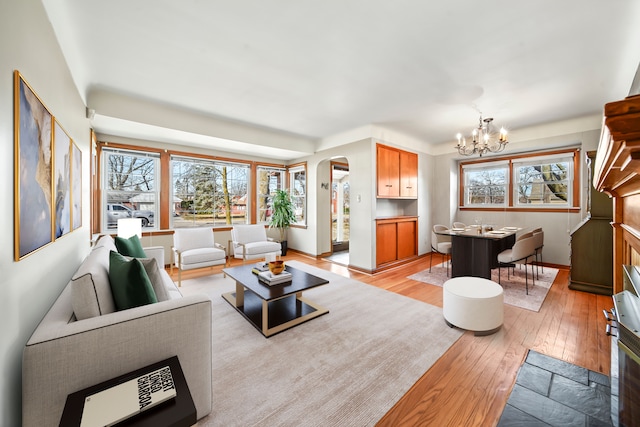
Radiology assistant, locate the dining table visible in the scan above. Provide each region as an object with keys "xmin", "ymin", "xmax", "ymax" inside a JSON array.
[{"xmin": 436, "ymin": 226, "xmax": 521, "ymax": 279}]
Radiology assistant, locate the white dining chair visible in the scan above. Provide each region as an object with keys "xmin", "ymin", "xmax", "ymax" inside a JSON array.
[
  {"xmin": 452, "ymin": 222, "xmax": 466, "ymax": 229},
  {"xmin": 532, "ymin": 228, "xmax": 544, "ymax": 278},
  {"xmin": 497, "ymin": 234, "xmax": 537, "ymax": 294},
  {"xmin": 430, "ymin": 225, "xmax": 452, "ymax": 277}
]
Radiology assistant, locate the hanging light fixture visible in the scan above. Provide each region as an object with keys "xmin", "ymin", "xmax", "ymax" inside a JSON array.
[{"xmin": 456, "ymin": 114, "xmax": 508, "ymax": 157}]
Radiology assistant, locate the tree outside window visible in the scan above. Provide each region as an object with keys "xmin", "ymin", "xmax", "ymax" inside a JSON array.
[
  {"xmin": 103, "ymin": 149, "xmax": 158, "ymax": 230},
  {"xmin": 256, "ymin": 167, "xmax": 285, "ymax": 224},
  {"xmin": 460, "ymin": 150, "xmax": 576, "ymax": 209},
  {"xmin": 172, "ymin": 157, "xmax": 249, "ymax": 228},
  {"xmin": 289, "ymin": 166, "xmax": 306, "ymax": 224},
  {"xmin": 515, "ymin": 161, "xmax": 569, "ymax": 205},
  {"xmin": 464, "ymin": 167, "xmax": 508, "ymax": 206}
]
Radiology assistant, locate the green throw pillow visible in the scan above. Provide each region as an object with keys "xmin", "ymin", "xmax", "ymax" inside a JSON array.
[
  {"xmin": 108, "ymin": 251, "xmax": 158, "ymax": 311},
  {"xmin": 114, "ymin": 234, "xmax": 147, "ymax": 258}
]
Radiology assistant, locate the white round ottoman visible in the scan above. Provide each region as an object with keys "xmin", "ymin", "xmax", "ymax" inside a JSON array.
[{"xmin": 443, "ymin": 276, "xmax": 504, "ymax": 336}]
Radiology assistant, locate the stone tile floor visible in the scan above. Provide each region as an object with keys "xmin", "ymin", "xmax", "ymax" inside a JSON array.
[{"xmin": 498, "ymin": 350, "xmax": 612, "ymax": 426}]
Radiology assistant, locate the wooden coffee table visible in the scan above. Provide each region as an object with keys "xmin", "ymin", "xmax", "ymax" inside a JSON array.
[{"xmin": 222, "ymin": 264, "xmax": 329, "ymax": 337}]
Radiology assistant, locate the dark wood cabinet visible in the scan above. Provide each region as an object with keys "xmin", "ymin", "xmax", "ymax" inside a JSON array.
[
  {"xmin": 593, "ymin": 94, "xmax": 640, "ymax": 293},
  {"xmin": 569, "ymin": 151, "xmax": 613, "ymax": 295}
]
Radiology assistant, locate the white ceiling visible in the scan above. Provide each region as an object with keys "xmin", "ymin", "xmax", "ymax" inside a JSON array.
[{"xmin": 42, "ymin": 0, "xmax": 640, "ymax": 160}]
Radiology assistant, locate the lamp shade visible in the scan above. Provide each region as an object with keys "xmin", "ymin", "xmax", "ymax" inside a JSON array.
[{"xmin": 117, "ymin": 218, "xmax": 142, "ymax": 238}]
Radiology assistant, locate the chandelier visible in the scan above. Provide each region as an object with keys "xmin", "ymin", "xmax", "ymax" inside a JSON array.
[{"xmin": 456, "ymin": 115, "xmax": 508, "ymax": 157}]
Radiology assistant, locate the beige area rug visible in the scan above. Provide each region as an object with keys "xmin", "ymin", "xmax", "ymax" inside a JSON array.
[
  {"xmin": 179, "ymin": 260, "xmax": 463, "ymax": 426},
  {"xmin": 408, "ymin": 262, "xmax": 558, "ymax": 312}
]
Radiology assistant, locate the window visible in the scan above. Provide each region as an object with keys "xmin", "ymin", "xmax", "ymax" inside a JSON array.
[
  {"xmin": 256, "ymin": 166, "xmax": 286, "ymax": 224},
  {"xmin": 460, "ymin": 148, "xmax": 579, "ymax": 210},
  {"xmin": 513, "ymin": 154, "xmax": 573, "ymax": 207},
  {"xmin": 462, "ymin": 161, "xmax": 509, "ymax": 207},
  {"xmin": 289, "ymin": 165, "xmax": 306, "ymax": 225},
  {"xmin": 171, "ymin": 156, "xmax": 250, "ymax": 228},
  {"xmin": 102, "ymin": 148, "xmax": 159, "ymax": 231}
]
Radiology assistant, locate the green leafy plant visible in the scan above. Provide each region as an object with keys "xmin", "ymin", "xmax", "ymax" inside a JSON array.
[{"xmin": 269, "ymin": 189, "xmax": 297, "ymax": 242}]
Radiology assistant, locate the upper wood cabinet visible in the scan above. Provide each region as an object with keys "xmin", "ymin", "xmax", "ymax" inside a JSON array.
[
  {"xmin": 399, "ymin": 150, "xmax": 418, "ymax": 198},
  {"xmin": 376, "ymin": 144, "xmax": 418, "ymax": 199}
]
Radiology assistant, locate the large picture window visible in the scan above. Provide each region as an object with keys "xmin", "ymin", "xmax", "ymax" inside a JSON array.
[
  {"xmin": 460, "ymin": 148, "xmax": 579, "ymax": 210},
  {"xmin": 171, "ymin": 156, "xmax": 250, "ymax": 228},
  {"xmin": 102, "ymin": 148, "xmax": 159, "ymax": 231},
  {"xmin": 95, "ymin": 142, "xmax": 308, "ymax": 234}
]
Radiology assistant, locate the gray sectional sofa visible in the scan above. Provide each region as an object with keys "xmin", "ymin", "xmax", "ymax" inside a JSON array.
[{"xmin": 22, "ymin": 235, "xmax": 212, "ymax": 426}]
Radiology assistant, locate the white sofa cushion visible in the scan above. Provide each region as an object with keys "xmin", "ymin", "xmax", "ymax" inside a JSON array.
[
  {"xmin": 181, "ymin": 248, "xmax": 226, "ymax": 267},
  {"xmin": 242, "ymin": 241, "xmax": 282, "ymax": 256}
]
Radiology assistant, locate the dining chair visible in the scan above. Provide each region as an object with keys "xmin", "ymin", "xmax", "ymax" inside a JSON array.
[
  {"xmin": 452, "ymin": 222, "xmax": 466, "ymax": 229},
  {"xmin": 497, "ymin": 234, "xmax": 537, "ymax": 294},
  {"xmin": 430, "ymin": 224, "xmax": 452, "ymax": 277},
  {"xmin": 532, "ymin": 228, "xmax": 544, "ymax": 278}
]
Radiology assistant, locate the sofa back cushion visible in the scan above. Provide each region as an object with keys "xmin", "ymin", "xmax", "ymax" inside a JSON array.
[{"xmin": 71, "ymin": 245, "xmax": 117, "ymax": 320}]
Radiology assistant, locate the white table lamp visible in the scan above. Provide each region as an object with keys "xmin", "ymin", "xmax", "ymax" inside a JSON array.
[{"xmin": 117, "ymin": 218, "xmax": 142, "ymax": 238}]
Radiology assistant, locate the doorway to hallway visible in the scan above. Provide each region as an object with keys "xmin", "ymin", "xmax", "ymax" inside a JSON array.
[{"xmin": 330, "ymin": 162, "xmax": 349, "ymax": 264}]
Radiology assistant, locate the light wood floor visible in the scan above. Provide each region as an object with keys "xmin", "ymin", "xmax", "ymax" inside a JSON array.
[{"xmin": 170, "ymin": 251, "xmax": 613, "ymax": 427}]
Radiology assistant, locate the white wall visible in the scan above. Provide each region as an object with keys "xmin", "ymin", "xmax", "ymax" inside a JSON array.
[
  {"xmin": 0, "ymin": 1, "xmax": 92, "ymax": 425},
  {"xmin": 287, "ymin": 138, "xmax": 375, "ymax": 271}
]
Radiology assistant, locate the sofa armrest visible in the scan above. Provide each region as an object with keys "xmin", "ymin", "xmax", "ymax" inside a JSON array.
[
  {"xmin": 144, "ymin": 245, "xmax": 165, "ymax": 267},
  {"xmin": 23, "ymin": 294, "xmax": 212, "ymax": 427}
]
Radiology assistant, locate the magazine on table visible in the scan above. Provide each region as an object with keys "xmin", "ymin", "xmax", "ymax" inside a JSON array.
[{"xmin": 80, "ymin": 366, "xmax": 176, "ymax": 427}]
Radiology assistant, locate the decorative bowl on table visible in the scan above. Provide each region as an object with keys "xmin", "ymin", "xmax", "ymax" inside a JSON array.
[{"xmin": 268, "ymin": 260, "xmax": 285, "ymax": 275}]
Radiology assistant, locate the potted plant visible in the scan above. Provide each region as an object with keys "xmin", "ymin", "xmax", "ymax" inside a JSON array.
[{"xmin": 269, "ymin": 189, "xmax": 297, "ymax": 256}]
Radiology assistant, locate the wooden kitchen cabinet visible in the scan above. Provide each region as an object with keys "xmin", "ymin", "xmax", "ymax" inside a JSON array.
[
  {"xmin": 376, "ymin": 144, "xmax": 417, "ymax": 199},
  {"xmin": 377, "ymin": 144, "xmax": 400, "ymax": 197},
  {"xmin": 376, "ymin": 216, "xmax": 418, "ymax": 268},
  {"xmin": 399, "ymin": 150, "xmax": 418, "ymax": 198}
]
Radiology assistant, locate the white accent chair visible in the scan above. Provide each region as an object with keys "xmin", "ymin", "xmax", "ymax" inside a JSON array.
[
  {"xmin": 452, "ymin": 222, "xmax": 466, "ymax": 229},
  {"xmin": 430, "ymin": 224, "xmax": 452, "ymax": 277},
  {"xmin": 497, "ymin": 232, "xmax": 538, "ymax": 294},
  {"xmin": 172, "ymin": 228, "xmax": 227, "ymax": 286},
  {"xmin": 229, "ymin": 224, "xmax": 282, "ymax": 263}
]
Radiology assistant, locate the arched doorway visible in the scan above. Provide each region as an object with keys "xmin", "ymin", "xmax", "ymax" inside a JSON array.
[{"xmin": 327, "ymin": 160, "xmax": 349, "ymax": 265}]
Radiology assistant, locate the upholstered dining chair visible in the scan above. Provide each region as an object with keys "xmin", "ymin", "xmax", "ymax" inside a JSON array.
[
  {"xmin": 430, "ymin": 224, "xmax": 452, "ymax": 277},
  {"xmin": 452, "ymin": 222, "xmax": 466, "ymax": 229},
  {"xmin": 532, "ymin": 228, "xmax": 544, "ymax": 278},
  {"xmin": 497, "ymin": 234, "xmax": 538, "ymax": 294}
]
